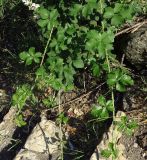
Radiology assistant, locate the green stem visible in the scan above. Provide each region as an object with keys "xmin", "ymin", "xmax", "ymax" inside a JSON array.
[
  {"xmin": 106, "ymin": 50, "xmax": 116, "ymax": 160},
  {"xmin": 40, "ymin": 26, "xmax": 54, "ymax": 66}
]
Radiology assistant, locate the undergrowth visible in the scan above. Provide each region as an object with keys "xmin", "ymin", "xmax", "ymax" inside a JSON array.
[{"xmin": 8, "ymin": 0, "xmax": 147, "ymax": 159}]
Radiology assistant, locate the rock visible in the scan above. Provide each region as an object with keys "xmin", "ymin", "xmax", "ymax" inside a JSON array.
[
  {"xmin": 90, "ymin": 111, "xmax": 126, "ymax": 160},
  {"xmin": 14, "ymin": 114, "xmax": 61, "ymax": 160},
  {"xmin": 0, "ymin": 89, "xmax": 10, "ymax": 113},
  {"xmin": 115, "ymin": 23, "xmax": 147, "ymax": 71},
  {"xmin": 0, "ymin": 107, "xmax": 17, "ymax": 151},
  {"xmin": 125, "ymin": 23, "xmax": 147, "ymax": 70}
]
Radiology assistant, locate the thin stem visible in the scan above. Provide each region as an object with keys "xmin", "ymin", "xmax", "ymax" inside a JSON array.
[
  {"xmin": 40, "ymin": 27, "xmax": 54, "ymax": 66},
  {"xmin": 58, "ymin": 90, "xmax": 64, "ymax": 160},
  {"xmin": 106, "ymin": 50, "xmax": 116, "ymax": 160}
]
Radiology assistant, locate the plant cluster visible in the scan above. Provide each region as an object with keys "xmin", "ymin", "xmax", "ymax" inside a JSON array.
[{"xmin": 11, "ymin": 0, "xmax": 144, "ymax": 159}]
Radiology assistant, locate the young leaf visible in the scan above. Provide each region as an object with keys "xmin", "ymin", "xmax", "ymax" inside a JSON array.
[
  {"xmin": 73, "ymin": 58, "xmax": 84, "ymax": 69},
  {"xmin": 39, "ymin": 8, "xmax": 49, "ymax": 19},
  {"xmin": 104, "ymin": 7, "xmax": 114, "ymax": 19},
  {"xmin": 111, "ymin": 15, "xmax": 124, "ymax": 26}
]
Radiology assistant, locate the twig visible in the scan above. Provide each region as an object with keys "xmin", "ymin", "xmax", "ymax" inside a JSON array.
[
  {"xmin": 40, "ymin": 27, "xmax": 54, "ymax": 66},
  {"xmin": 115, "ymin": 20, "xmax": 147, "ymax": 37}
]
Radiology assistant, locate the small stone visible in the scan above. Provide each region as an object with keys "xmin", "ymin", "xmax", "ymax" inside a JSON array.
[
  {"xmin": 142, "ymin": 152, "xmax": 146, "ymax": 157},
  {"xmin": 133, "ymin": 143, "xmax": 138, "ymax": 148}
]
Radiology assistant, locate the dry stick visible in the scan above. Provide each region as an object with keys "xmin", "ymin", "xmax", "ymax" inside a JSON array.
[
  {"xmin": 40, "ymin": 26, "xmax": 54, "ymax": 66},
  {"xmin": 115, "ymin": 20, "xmax": 147, "ymax": 37}
]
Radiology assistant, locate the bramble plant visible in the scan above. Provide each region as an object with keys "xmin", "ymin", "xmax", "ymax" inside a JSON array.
[{"xmin": 11, "ymin": 0, "xmax": 144, "ymax": 159}]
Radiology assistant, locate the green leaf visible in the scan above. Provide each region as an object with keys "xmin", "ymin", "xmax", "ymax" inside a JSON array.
[
  {"xmin": 15, "ymin": 114, "xmax": 26, "ymax": 127},
  {"xmin": 98, "ymin": 95, "xmax": 106, "ymax": 106},
  {"xmin": 106, "ymin": 100, "xmax": 114, "ymax": 112},
  {"xmin": 50, "ymin": 9, "xmax": 59, "ymax": 20},
  {"xmin": 120, "ymin": 74, "xmax": 134, "ymax": 86},
  {"xmin": 91, "ymin": 105, "xmax": 102, "ymax": 118},
  {"xmin": 25, "ymin": 56, "xmax": 33, "ymax": 65},
  {"xmin": 107, "ymin": 69, "xmax": 121, "ymax": 86},
  {"xmin": 37, "ymin": 19, "xmax": 48, "ymax": 28},
  {"xmin": 70, "ymin": 4, "xmax": 82, "ymax": 17},
  {"xmin": 35, "ymin": 66, "xmax": 47, "ymax": 77},
  {"xmin": 104, "ymin": 7, "xmax": 114, "ymax": 19},
  {"xmin": 29, "ymin": 47, "xmax": 35, "ymax": 55},
  {"xmin": 101, "ymin": 108, "xmax": 109, "ymax": 119},
  {"xmin": 111, "ymin": 14, "xmax": 124, "ymax": 26},
  {"xmin": 116, "ymin": 82, "xmax": 126, "ymax": 92},
  {"xmin": 114, "ymin": 3, "xmax": 123, "ymax": 13},
  {"xmin": 34, "ymin": 57, "xmax": 40, "ymax": 63},
  {"xmin": 101, "ymin": 149, "xmax": 111, "ymax": 158},
  {"xmin": 39, "ymin": 8, "xmax": 49, "ymax": 19},
  {"xmin": 92, "ymin": 63, "xmax": 100, "ymax": 77},
  {"xmin": 73, "ymin": 58, "xmax": 84, "ymax": 68},
  {"xmin": 35, "ymin": 52, "xmax": 42, "ymax": 58},
  {"xmin": 120, "ymin": 7, "xmax": 133, "ymax": 20},
  {"xmin": 19, "ymin": 51, "xmax": 28, "ymax": 61}
]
